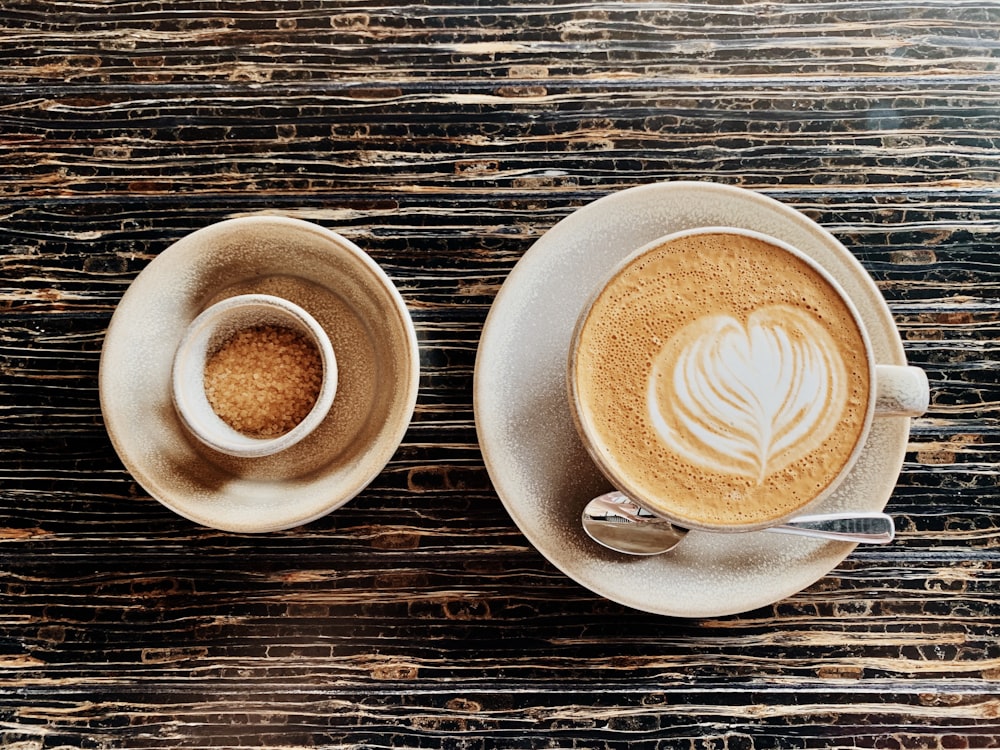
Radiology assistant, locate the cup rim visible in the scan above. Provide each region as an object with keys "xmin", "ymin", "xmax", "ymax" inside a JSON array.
[
  {"xmin": 567, "ymin": 225, "xmax": 878, "ymax": 532},
  {"xmin": 171, "ymin": 293, "xmax": 338, "ymax": 458}
]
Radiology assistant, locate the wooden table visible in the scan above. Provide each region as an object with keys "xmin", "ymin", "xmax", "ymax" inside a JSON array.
[{"xmin": 2, "ymin": 1, "xmax": 998, "ymax": 746}]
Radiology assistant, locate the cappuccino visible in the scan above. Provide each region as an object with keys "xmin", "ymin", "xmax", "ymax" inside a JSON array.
[{"xmin": 571, "ymin": 230, "xmax": 871, "ymax": 529}]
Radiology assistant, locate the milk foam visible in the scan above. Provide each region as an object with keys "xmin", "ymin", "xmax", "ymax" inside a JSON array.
[
  {"xmin": 572, "ymin": 231, "xmax": 871, "ymax": 528},
  {"xmin": 646, "ymin": 305, "xmax": 848, "ymax": 484}
]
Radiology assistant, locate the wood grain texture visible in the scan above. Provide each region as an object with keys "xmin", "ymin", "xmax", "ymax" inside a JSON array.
[{"xmin": 1, "ymin": 1, "xmax": 998, "ymax": 747}]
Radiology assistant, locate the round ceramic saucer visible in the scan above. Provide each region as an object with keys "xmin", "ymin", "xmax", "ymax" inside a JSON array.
[
  {"xmin": 100, "ymin": 217, "xmax": 419, "ymax": 533},
  {"xmin": 473, "ymin": 181, "xmax": 912, "ymax": 618}
]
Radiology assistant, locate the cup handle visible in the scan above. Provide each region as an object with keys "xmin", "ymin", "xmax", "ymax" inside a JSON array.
[{"xmin": 874, "ymin": 364, "xmax": 929, "ymax": 417}]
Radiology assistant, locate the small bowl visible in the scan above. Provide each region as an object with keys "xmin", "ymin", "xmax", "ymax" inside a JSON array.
[{"xmin": 171, "ymin": 293, "xmax": 338, "ymax": 458}]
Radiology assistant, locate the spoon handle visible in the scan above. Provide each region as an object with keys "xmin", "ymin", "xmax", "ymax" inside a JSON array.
[{"xmin": 768, "ymin": 512, "xmax": 895, "ymax": 544}]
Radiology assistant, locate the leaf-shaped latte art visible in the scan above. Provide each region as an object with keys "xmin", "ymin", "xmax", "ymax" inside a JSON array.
[{"xmin": 647, "ymin": 305, "xmax": 848, "ymax": 483}]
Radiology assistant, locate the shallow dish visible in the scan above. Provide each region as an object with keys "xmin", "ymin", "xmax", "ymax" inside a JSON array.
[
  {"xmin": 100, "ymin": 216, "xmax": 419, "ymax": 533},
  {"xmin": 473, "ymin": 181, "xmax": 913, "ymax": 618}
]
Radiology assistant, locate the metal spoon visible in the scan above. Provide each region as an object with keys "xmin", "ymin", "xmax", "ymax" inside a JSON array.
[{"xmin": 582, "ymin": 491, "xmax": 895, "ymax": 556}]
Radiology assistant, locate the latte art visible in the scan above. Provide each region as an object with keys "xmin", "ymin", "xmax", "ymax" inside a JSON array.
[{"xmin": 647, "ymin": 306, "xmax": 848, "ymax": 484}]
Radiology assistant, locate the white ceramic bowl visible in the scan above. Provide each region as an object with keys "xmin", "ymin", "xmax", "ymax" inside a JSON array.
[{"xmin": 171, "ymin": 293, "xmax": 338, "ymax": 458}]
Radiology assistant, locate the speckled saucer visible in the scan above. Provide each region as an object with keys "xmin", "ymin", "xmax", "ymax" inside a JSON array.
[
  {"xmin": 473, "ymin": 182, "xmax": 913, "ymax": 618},
  {"xmin": 100, "ymin": 217, "xmax": 420, "ymax": 533}
]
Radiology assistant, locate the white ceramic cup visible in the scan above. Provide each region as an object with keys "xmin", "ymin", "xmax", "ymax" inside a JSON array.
[
  {"xmin": 171, "ymin": 293, "xmax": 338, "ymax": 458},
  {"xmin": 568, "ymin": 226, "xmax": 929, "ymax": 532}
]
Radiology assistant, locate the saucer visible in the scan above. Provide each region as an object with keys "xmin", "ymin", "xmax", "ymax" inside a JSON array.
[
  {"xmin": 99, "ymin": 217, "xmax": 420, "ymax": 533},
  {"xmin": 473, "ymin": 181, "xmax": 912, "ymax": 618}
]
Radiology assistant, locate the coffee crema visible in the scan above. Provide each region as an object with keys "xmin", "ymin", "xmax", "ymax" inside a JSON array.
[{"xmin": 572, "ymin": 231, "xmax": 871, "ymax": 528}]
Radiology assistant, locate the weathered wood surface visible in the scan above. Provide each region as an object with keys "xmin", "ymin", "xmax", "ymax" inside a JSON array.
[{"xmin": 1, "ymin": 1, "xmax": 998, "ymax": 747}]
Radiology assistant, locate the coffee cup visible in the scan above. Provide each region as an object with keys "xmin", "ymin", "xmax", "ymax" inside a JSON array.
[
  {"xmin": 568, "ymin": 226, "xmax": 929, "ymax": 533},
  {"xmin": 171, "ymin": 293, "xmax": 338, "ymax": 458}
]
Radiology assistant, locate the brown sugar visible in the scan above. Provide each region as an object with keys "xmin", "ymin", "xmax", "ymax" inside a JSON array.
[{"xmin": 204, "ymin": 324, "xmax": 323, "ymax": 438}]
